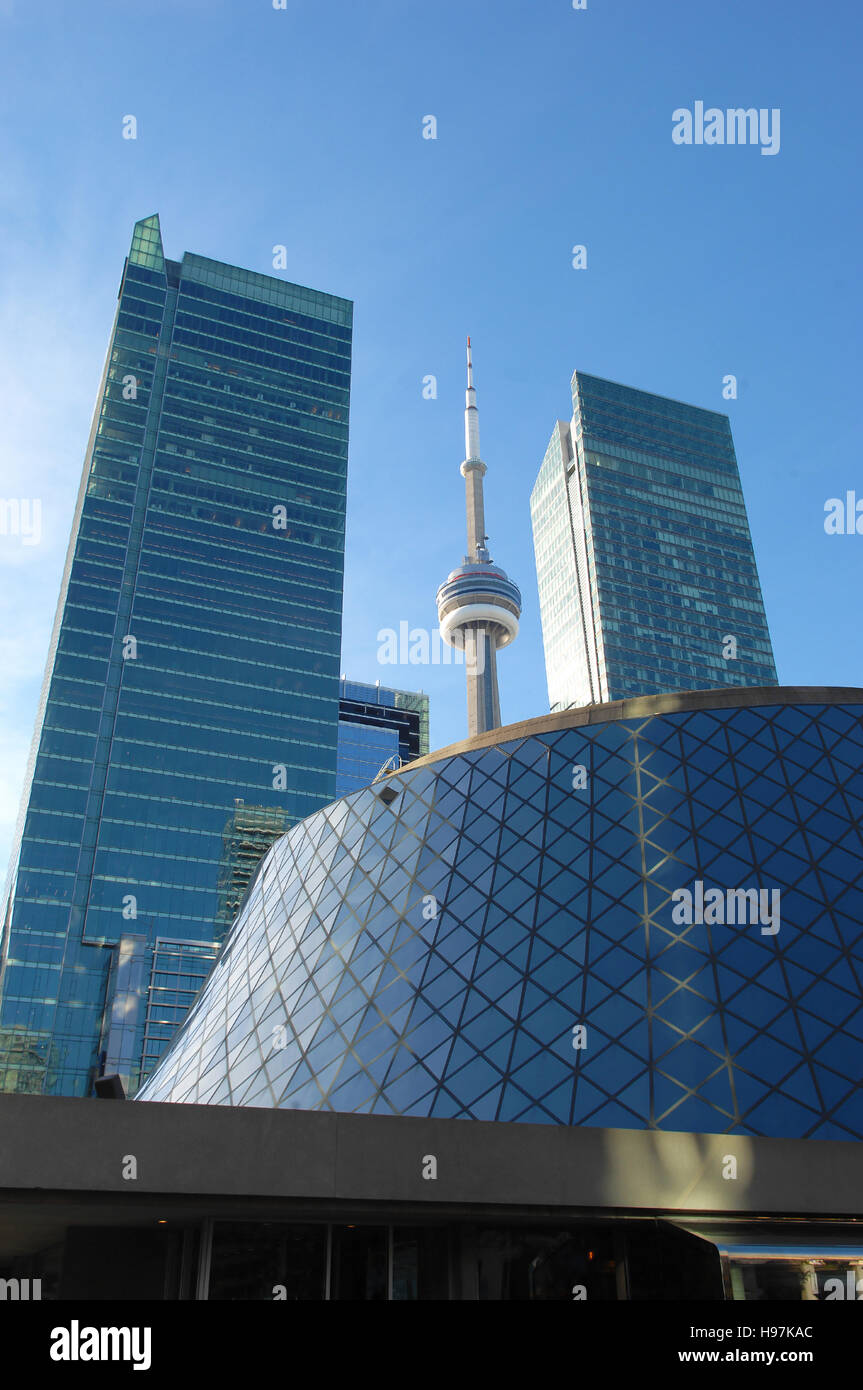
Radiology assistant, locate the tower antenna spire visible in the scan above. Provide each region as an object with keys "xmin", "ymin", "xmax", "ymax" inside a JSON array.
[{"xmin": 464, "ymin": 335, "xmax": 480, "ymax": 467}]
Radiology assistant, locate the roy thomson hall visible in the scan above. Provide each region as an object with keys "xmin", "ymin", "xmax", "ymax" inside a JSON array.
[{"xmin": 2, "ymin": 686, "xmax": 863, "ymax": 1301}]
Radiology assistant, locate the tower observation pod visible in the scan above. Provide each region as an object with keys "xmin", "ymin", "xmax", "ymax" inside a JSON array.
[{"xmin": 436, "ymin": 339, "xmax": 521, "ymax": 737}]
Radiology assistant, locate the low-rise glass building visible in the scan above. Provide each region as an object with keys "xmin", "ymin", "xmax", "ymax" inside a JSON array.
[{"xmin": 138, "ymin": 687, "xmax": 863, "ymax": 1141}]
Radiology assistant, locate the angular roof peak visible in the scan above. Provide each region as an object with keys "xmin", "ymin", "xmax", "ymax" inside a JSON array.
[{"xmin": 129, "ymin": 214, "xmax": 165, "ymax": 272}]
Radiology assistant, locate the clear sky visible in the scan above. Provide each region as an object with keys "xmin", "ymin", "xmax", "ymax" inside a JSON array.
[{"xmin": 1, "ymin": 0, "xmax": 861, "ymax": 872}]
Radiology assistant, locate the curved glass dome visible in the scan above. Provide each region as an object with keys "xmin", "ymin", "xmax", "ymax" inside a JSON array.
[{"xmin": 138, "ymin": 688, "xmax": 863, "ymax": 1142}]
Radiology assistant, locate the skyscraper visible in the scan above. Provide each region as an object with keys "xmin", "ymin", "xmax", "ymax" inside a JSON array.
[
  {"xmin": 530, "ymin": 371, "xmax": 778, "ymax": 711},
  {"xmin": 0, "ymin": 215, "xmax": 353, "ymax": 1096},
  {"xmin": 336, "ymin": 678, "xmax": 429, "ymax": 794},
  {"xmin": 436, "ymin": 340, "xmax": 521, "ymax": 735},
  {"xmin": 98, "ymin": 681, "xmax": 430, "ymax": 1096},
  {"xmin": 214, "ymin": 802, "xmax": 291, "ymax": 941}
]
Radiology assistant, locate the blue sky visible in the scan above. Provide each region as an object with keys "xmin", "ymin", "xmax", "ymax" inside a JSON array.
[{"xmin": 1, "ymin": 0, "xmax": 861, "ymax": 869}]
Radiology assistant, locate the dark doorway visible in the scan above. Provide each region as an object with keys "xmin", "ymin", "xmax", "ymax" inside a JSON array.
[{"xmin": 330, "ymin": 1225, "xmax": 387, "ymax": 1301}]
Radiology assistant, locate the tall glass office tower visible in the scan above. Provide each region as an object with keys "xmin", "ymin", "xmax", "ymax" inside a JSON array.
[
  {"xmin": 0, "ymin": 215, "xmax": 352, "ymax": 1096},
  {"xmin": 530, "ymin": 372, "xmax": 777, "ymax": 710}
]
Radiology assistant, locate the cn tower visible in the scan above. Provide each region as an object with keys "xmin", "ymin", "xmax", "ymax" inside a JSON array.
[{"xmin": 436, "ymin": 339, "xmax": 521, "ymax": 736}]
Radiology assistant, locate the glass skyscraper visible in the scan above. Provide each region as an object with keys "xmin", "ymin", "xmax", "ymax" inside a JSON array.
[
  {"xmin": 0, "ymin": 214, "xmax": 353, "ymax": 1097},
  {"xmin": 530, "ymin": 372, "xmax": 778, "ymax": 710},
  {"xmin": 336, "ymin": 678, "xmax": 430, "ymax": 795},
  {"xmin": 100, "ymin": 680, "xmax": 430, "ymax": 1096}
]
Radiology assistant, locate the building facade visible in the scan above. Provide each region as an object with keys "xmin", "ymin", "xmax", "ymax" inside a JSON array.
[
  {"xmin": 214, "ymin": 803, "xmax": 292, "ymax": 941},
  {"xmin": 336, "ymin": 678, "xmax": 430, "ymax": 795},
  {"xmin": 5, "ymin": 1090, "xmax": 863, "ymax": 1301},
  {"xmin": 0, "ymin": 214, "xmax": 353, "ymax": 1098},
  {"xmin": 530, "ymin": 373, "xmax": 778, "ymax": 711},
  {"xmin": 101, "ymin": 682, "xmax": 430, "ymax": 1097},
  {"xmin": 138, "ymin": 686, "xmax": 863, "ymax": 1142}
]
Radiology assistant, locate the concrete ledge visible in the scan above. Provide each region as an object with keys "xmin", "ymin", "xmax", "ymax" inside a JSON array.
[{"xmin": 1, "ymin": 1094, "xmax": 861, "ymax": 1217}]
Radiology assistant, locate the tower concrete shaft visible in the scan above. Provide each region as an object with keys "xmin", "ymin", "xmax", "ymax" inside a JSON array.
[
  {"xmin": 465, "ymin": 626, "xmax": 501, "ymax": 737},
  {"xmin": 462, "ymin": 460, "xmax": 487, "ymax": 560}
]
